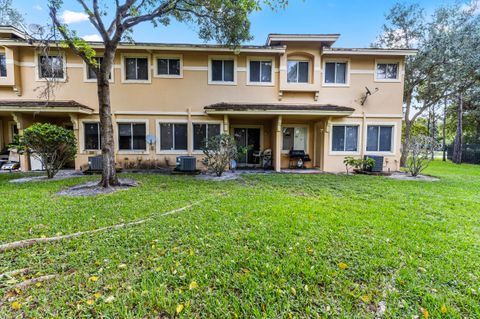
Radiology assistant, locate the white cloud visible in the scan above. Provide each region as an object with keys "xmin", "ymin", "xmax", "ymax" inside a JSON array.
[
  {"xmin": 33, "ymin": 5, "xmax": 42, "ymax": 11},
  {"xmin": 83, "ymin": 34, "xmax": 102, "ymax": 42},
  {"xmin": 60, "ymin": 10, "xmax": 89, "ymax": 24}
]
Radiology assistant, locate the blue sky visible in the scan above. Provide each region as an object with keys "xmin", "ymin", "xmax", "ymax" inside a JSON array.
[{"xmin": 15, "ymin": 0, "xmax": 467, "ymax": 47}]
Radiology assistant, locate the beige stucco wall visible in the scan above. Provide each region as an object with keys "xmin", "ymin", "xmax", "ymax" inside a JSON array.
[
  {"xmin": 0, "ymin": 47, "xmax": 405, "ymax": 114},
  {"xmin": 0, "ymin": 43, "xmax": 406, "ymax": 172}
]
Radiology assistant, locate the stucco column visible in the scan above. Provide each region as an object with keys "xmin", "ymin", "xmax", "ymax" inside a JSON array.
[
  {"xmin": 69, "ymin": 113, "xmax": 81, "ymax": 170},
  {"xmin": 274, "ymin": 115, "xmax": 282, "ymax": 172},
  {"xmin": 11, "ymin": 112, "xmax": 29, "ymax": 172},
  {"xmin": 187, "ymin": 108, "xmax": 192, "ymax": 155},
  {"xmin": 223, "ymin": 115, "xmax": 229, "ymax": 133}
]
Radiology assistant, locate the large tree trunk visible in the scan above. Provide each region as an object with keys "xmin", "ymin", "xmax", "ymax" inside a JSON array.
[
  {"xmin": 98, "ymin": 49, "xmax": 119, "ymax": 187},
  {"xmin": 452, "ymin": 93, "xmax": 463, "ymax": 164},
  {"xmin": 442, "ymin": 98, "xmax": 447, "ymax": 161}
]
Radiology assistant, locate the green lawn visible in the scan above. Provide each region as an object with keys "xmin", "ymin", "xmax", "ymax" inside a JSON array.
[{"xmin": 0, "ymin": 161, "xmax": 479, "ymax": 318}]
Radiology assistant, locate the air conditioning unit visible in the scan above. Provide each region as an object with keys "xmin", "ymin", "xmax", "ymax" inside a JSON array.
[
  {"xmin": 176, "ymin": 156, "xmax": 196, "ymax": 171},
  {"xmin": 88, "ymin": 155, "xmax": 103, "ymax": 171},
  {"xmin": 364, "ymin": 155, "xmax": 384, "ymax": 172}
]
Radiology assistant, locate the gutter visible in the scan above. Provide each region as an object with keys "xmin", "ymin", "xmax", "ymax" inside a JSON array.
[{"xmin": 0, "ymin": 39, "xmax": 287, "ymax": 54}]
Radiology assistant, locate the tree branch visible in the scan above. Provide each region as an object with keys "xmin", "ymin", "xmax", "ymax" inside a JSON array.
[{"xmin": 49, "ymin": 6, "xmax": 95, "ymax": 69}]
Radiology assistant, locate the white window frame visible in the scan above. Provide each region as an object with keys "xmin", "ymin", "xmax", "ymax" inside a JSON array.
[
  {"xmin": 286, "ymin": 59, "xmax": 310, "ymax": 84},
  {"xmin": 154, "ymin": 54, "xmax": 183, "ymax": 78},
  {"xmin": 281, "ymin": 124, "xmax": 309, "ymax": 154},
  {"xmin": 121, "ymin": 53, "xmax": 151, "ymax": 84},
  {"xmin": 246, "ymin": 56, "xmax": 275, "ymax": 86},
  {"xmin": 0, "ymin": 53, "xmax": 7, "ymax": 78},
  {"xmin": 364, "ymin": 122, "xmax": 397, "ymax": 155},
  {"xmin": 155, "ymin": 119, "xmax": 189, "ymax": 155},
  {"xmin": 80, "ymin": 120, "xmax": 102, "ymax": 153},
  {"xmin": 83, "ymin": 56, "xmax": 114, "ymax": 83},
  {"xmin": 208, "ymin": 55, "xmax": 237, "ymax": 85},
  {"xmin": 192, "ymin": 121, "xmax": 223, "ymax": 154},
  {"xmin": 116, "ymin": 119, "xmax": 149, "ymax": 154},
  {"xmin": 329, "ymin": 123, "xmax": 361, "ymax": 155},
  {"xmin": 35, "ymin": 51, "xmax": 67, "ymax": 82},
  {"xmin": 322, "ymin": 58, "xmax": 350, "ymax": 87},
  {"xmin": 374, "ymin": 59, "xmax": 401, "ymax": 82}
]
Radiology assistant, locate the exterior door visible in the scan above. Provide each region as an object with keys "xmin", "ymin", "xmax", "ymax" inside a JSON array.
[{"xmin": 233, "ymin": 127, "xmax": 261, "ymax": 165}]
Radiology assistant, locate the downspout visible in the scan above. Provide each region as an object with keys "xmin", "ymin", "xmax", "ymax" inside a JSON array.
[{"xmin": 360, "ymin": 111, "xmax": 366, "ymax": 159}]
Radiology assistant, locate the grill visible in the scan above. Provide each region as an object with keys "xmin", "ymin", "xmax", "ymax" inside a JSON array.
[{"xmin": 288, "ymin": 150, "xmax": 311, "ymax": 169}]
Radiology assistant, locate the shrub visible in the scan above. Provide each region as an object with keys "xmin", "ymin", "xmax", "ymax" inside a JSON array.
[
  {"xmin": 202, "ymin": 134, "xmax": 238, "ymax": 177},
  {"xmin": 406, "ymin": 135, "xmax": 438, "ymax": 177},
  {"xmin": 15, "ymin": 123, "xmax": 77, "ymax": 178},
  {"xmin": 343, "ymin": 156, "xmax": 376, "ymax": 175}
]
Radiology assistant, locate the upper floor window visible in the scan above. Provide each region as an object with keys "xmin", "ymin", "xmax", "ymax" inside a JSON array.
[
  {"xmin": 156, "ymin": 57, "xmax": 181, "ymax": 76},
  {"xmin": 84, "ymin": 122, "xmax": 101, "ymax": 150},
  {"xmin": 376, "ymin": 63, "xmax": 399, "ymax": 80},
  {"xmin": 86, "ymin": 57, "xmax": 112, "ymax": 80},
  {"xmin": 248, "ymin": 59, "xmax": 272, "ymax": 84},
  {"xmin": 124, "ymin": 57, "xmax": 149, "ymax": 81},
  {"xmin": 282, "ymin": 127, "xmax": 307, "ymax": 151},
  {"xmin": 210, "ymin": 58, "xmax": 235, "ymax": 83},
  {"xmin": 331, "ymin": 125, "xmax": 359, "ymax": 152},
  {"xmin": 38, "ymin": 54, "xmax": 64, "ymax": 79},
  {"xmin": 0, "ymin": 54, "xmax": 6, "ymax": 77},
  {"xmin": 193, "ymin": 123, "xmax": 221, "ymax": 150},
  {"xmin": 324, "ymin": 62, "xmax": 347, "ymax": 85},
  {"xmin": 287, "ymin": 60, "xmax": 309, "ymax": 83},
  {"xmin": 367, "ymin": 125, "xmax": 393, "ymax": 152},
  {"xmin": 159, "ymin": 123, "xmax": 188, "ymax": 151},
  {"xmin": 118, "ymin": 122, "xmax": 146, "ymax": 151}
]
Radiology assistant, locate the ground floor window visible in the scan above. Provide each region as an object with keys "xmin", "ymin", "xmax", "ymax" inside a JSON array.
[
  {"xmin": 84, "ymin": 122, "xmax": 101, "ymax": 150},
  {"xmin": 193, "ymin": 123, "xmax": 221, "ymax": 150},
  {"xmin": 367, "ymin": 125, "xmax": 393, "ymax": 152},
  {"xmin": 282, "ymin": 127, "xmax": 307, "ymax": 151},
  {"xmin": 159, "ymin": 123, "xmax": 187, "ymax": 151},
  {"xmin": 331, "ymin": 125, "xmax": 358, "ymax": 152},
  {"xmin": 118, "ymin": 123, "xmax": 146, "ymax": 150}
]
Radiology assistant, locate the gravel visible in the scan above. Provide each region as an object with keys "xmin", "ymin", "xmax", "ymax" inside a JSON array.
[
  {"xmin": 9, "ymin": 170, "xmax": 84, "ymax": 183},
  {"xmin": 387, "ymin": 172, "xmax": 439, "ymax": 182},
  {"xmin": 56, "ymin": 178, "xmax": 138, "ymax": 197}
]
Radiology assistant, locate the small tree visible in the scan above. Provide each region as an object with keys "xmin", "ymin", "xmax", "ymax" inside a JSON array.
[
  {"xmin": 406, "ymin": 135, "xmax": 438, "ymax": 177},
  {"xmin": 202, "ymin": 134, "xmax": 238, "ymax": 177},
  {"xmin": 16, "ymin": 123, "xmax": 77, "ymax": 179}
]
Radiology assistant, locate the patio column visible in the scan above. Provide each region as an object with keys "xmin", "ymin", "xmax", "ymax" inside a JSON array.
[
  {"xmin": 11, "ymin": 112, "xmax": 29, "ymax": 172},
  {"xmin": 274, "ymin": 115, "xmax": 282, "ymax": 172},
  {"xmin": 187, "ymin": 108, "xmax": 193, "ymax": 155},
  {"xmin": 69, "ymin": 113, "xmax": 81, "ymax": 170},
  {"xmin": 223, "ymin": 115, "xmax": 229, "ymax": 133}
]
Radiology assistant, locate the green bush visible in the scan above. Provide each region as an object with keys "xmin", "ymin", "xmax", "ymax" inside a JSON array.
[
  {"xmin": 15, "ymin": 123, "xmax": 77, "ymax": 178},
  {"xmin": 343, "ymin": 156, "xmax": 376, "ymax": 174}
]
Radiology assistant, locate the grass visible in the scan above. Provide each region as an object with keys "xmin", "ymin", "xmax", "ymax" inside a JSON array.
[{"xmin": 0, "ymin": 161, "xmax": 479, "ymax": 318}]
